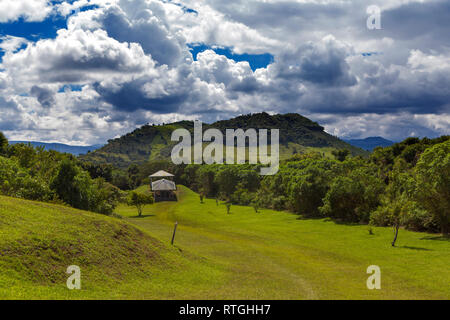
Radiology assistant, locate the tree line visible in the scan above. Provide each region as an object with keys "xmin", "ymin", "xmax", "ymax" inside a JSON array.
[
  {"xmin": 1, "ymin": 131, "xmax": 448, "ymax": 240},
  {"xmin": 0, "ymin": 132, "xmax": 122, "ymax": 215},
  {"xmin": 120, "ymin": 135, "xmax": 449, "ymax": 239}
]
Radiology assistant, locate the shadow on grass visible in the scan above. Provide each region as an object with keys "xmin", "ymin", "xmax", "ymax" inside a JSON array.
[
  {"xmin": 296, "ymin": 215, "xmax": 324, "ymax": 221},
  {"xmin": 132, "ymin": 214, "xmax": 156, "ymax": 218},
  {"xmin": 420, "ymin": 235, "xmax": 450, "ymax": 242},
  {"xmin": 398, "ymin": 245, "xmax": 433, "ymax": 251}
]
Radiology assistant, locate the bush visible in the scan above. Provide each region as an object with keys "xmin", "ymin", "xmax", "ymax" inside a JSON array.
[
  {"xmin": 0, "ymin": 132, "xmax": 8, "ymax": 155},
  {"xmin": 320, "ymin": 167, "xmax": 384, "ymax": 223},
  {"xmin": 127, "ymin": 191, "xmax": 154, "ymax": 216}
]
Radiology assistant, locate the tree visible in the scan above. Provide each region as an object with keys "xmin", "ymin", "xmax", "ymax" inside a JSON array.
[
  {"xmin": 196, "ymin": 166, "xmax": 218, "ymax": 197},
  {"xmin": 415, "ymin": 140, "xmax": 450, "ymax": 236},
  {"xmin": 371, "ymin": 195, "xmax": 412, "ymax": 246},
  {"xmin": 51, "ymin": 159, "xmax": 83, "ymax": 208},
  {"xmin": 0, "ymin": 132, "xmax": 8, "ymax": 155},
  {"xmin": 127, "ymin": 191, "xmax": 154, "ymax": 217},
  {"xmin": 127, "ymin": 164, "xmax": 141, "ymax": 189},
  {"xmin": 199, "ymin": 193, "xmax": 204, "ymax": 204},
  {"xmin": 215, "ymin": 167, "xmax": 239, "ymax": 199},
  {"xmin": 320, "ymin": 167, "xmax": 384, "ymax": 223},
  {"xmin": 225, "ymin": 203, "xmax": 231, "ymax": 214},
  {"xmin": 287, "ymin": 165, "xmax": 331, "ymax": 216},
  {"xmin": 332, "ymin": 149, "xmax": 350, "ymax": 162}
]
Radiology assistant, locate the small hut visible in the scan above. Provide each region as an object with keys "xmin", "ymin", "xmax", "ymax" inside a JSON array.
[{"xmin": 150, "ymin": 170, "xmax": 177, "ymax": 202}]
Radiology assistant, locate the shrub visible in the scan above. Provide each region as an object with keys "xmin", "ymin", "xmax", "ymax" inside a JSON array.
[
  {"xmin": 127, "ymin": 191, "xmax": 154, "ymax": 216},
  {"xmin": 320, "ymin": 167, "xmax": 384, "ymax": 223}
]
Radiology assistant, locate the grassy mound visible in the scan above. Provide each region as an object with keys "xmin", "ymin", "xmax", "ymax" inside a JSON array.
[{"xmin": 0, "ymin": 196, "xmax": 222, "ymax": 299}]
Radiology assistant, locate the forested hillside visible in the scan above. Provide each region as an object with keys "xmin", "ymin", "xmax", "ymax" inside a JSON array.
[{"xmin": 80, "ymin": 113, "xmax": 366, "ymax": 168}]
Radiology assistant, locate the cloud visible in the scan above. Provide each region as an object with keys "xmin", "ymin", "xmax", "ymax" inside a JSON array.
[
  {"xmin": 0, "ymin": 0, "xmax": 449, "ymax": 143},
  {"xmin": 95, "ymin": 4, "xmax": 186, "ymax": 66},
  {"xmin": 315, "ymin": 112, "xmax": 450, "ymax": 141},
  {"xmin": 30, "ymin": 85, "xmax": 56, "ymax": 108},
  {"xmin": 0, "ymin": 96, "xmax": 21, "ymax": 131},
  {"xmin": 0, "ymin": 0, "xmax": 53, "ymax": 23},
  {"xmin": 0, "ymin": 35, "xmax": 28, "ymax": 53},
  {"xmin": 1, "ymin": 28, "xmax": 155, "ymax": 90},
  {"xmin": 271, "ymin": 35, "xmax": 357, "ymax": 87}
]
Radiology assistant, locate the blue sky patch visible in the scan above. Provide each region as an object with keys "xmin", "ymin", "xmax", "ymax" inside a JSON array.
[
  {"xmin": 58, "ymin": 84, "xmax": 83, "ymax": 93},
  {"xmin": 189, "ymin": 44, "xmax": 274, "ymax": 71},
  {"xmin": 0, "ymin": 16, "xmax": 67, "ymax": 41},
  {"xmin": 165, "ymin": 0, "xmax": 198, "ymax": 15}
]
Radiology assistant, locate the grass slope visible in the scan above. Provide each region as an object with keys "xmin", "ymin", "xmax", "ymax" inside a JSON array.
[
  {"xmin": 0, "ymin": 196, "xmax": 223, "ymax": 299},
  {"xmin": 118, "ymin": 186, "xmax": 450, "ymax": 300}
]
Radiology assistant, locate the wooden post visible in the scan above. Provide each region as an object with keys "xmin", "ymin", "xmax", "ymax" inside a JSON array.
[{"xmin": 171, "ymin": 222, "xmax": 178, "ymax": 245}]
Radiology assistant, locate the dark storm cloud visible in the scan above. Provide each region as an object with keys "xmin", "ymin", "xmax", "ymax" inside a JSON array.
[
  {"xmin": 93, "ymin": 80, "xmax": 186, "ymax": 114},
  {"xmin": 207, "ymin": 0, "xmax": 350, "ymax": 31},
  {"xmin": 228, "ymin": 76, "xmax": 261, "ymax": 93},
  {"xmin": 30, "ymin": 85, "xmax": 55, "ymax": 107},
  {"xmin": 273, "ymin": 38, "xmax": 357, "ymax": 87},
  {"xmin": 382, "ymin": 0, "xmax": 450, "ymax": 47},
  {"xmin": 99, "ymin": 6, "xmax": 183, "ymax": 66}
]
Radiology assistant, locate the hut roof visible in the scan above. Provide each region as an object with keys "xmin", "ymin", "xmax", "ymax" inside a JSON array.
[
  {"xmin": 149, "ymin": 170, "xmax": 174, "ymax": 178},
  {"xmin": 152, "ymin": 179, "xmax": 177, "ymax": 191}
]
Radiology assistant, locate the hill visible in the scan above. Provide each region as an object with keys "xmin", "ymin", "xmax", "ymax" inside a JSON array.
[
  {"xmin": 10, "ymin": 141, "xmax": 102, "ymax": 156},
  {"xmin": 0, "ymin": 196, "xmax": 221, "ymax": 299},
  {"xmin": 80, "ymin": 113, "xmax": 367, "ymax": 168},
  {"xmin": 344, "ymin": 137, "xmax": 395, "ymax": 151}
]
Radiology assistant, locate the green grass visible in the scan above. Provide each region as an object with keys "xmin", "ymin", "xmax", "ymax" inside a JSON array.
[
  {"xmin": 1, "ymin": 187, "xmax": 449, "ymax": 299},
  {"xmin": 119, "ymin": 186, "xmax": 450, "ymax": 300},
  {"xmin": 0, "ymin": 195, "xmax": 224, "ymax": 299}
]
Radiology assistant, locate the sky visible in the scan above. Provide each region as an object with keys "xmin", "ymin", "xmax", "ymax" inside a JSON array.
[{"xmin": 0, "ymin": 0, "xmax": 449, "ymax": 145}]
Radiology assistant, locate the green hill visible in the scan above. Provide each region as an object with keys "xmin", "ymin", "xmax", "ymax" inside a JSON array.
[
  {"xmin": 80, "ymin": 113, "xmax": 366, "ymax": 168},
  {"xmin": 0, "ymin": 196, "xmax": 222, "ymax": 299}
]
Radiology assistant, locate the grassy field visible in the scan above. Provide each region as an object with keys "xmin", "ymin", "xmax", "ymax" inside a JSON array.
[
  {"xmin": 1, "ymin": 186, "xmax": 449, "ymax": 299},
  {"xmin": 118, "ymin": 185, "xmax": 450, "ymax": 300}
]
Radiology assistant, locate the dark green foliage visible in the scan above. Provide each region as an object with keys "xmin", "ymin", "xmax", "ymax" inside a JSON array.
[
  {"xmin": 0, "ymin": 132, "xmax": 8, "ymax": 155},
  {"xmin": 127, "ymin": 164, "xmax": 141, "ymax": 190},
  {"xmin": 0, "ymin": 142, "xmax": 120, "ymax": 215},
  {"xmin": 320, "ymin": 165, "xmax": 385, "ymax": 223},
  {"xmin": 197, "ymin": 166, "xmax": 218, "ymax": 197},
  {"xmin": 286, "ymin": 159, "xmax": 336, "ymax": 216},
  {"xmin": 81, "ymin": 162, "xmax": 113, "ymax": 182},
  {"xmin": 51, "ymin": 159, "xmax": 81, "ymax": 206},
  {"xmin": 414, "ymin": 140, "xmax": 450, "ymax": 236},
  {"xmin": 51, "ymin": 160, "xmax": 120, "ymax": 214},
  {"xmin": 215, "ymin": 166, "xmax": 240, "ymax": 199},
  {"xmin": 332, "ymin": 149, "xmax": 350, "ymax": 162}
]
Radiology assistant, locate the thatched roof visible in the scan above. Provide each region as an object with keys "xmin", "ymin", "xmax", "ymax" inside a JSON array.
[
  {"xmin": 149, "ymin": 170, "xmax": 174, "ymax": 178},
  {"xmin": 152, "ymin": 179, "xmax": 176, "ymax": 191}
]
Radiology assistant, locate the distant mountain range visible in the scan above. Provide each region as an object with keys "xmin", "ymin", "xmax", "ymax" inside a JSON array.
[
  {"xmin": 344, "ymin": 137, "xmax": 395, "ymax": 151},
  {"xmin": 10, "ymin": 141, "xmax": 103, "ymax": 156},
  {"xmin": 80, "ymin": 112, "xmax": 368, "ymax": 168}
]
